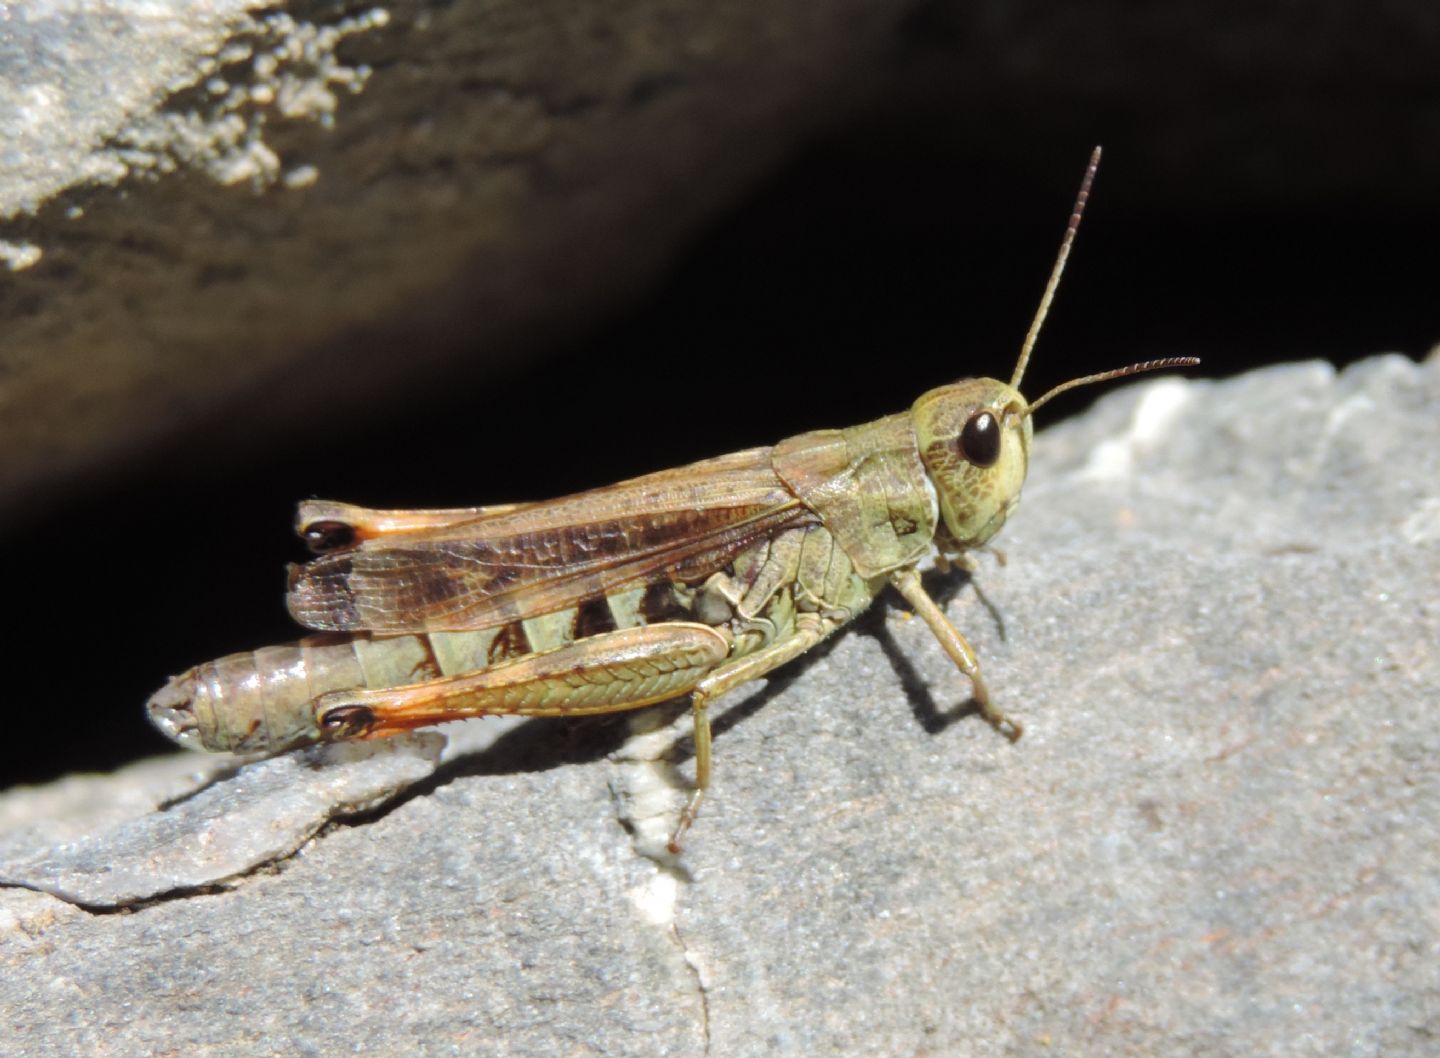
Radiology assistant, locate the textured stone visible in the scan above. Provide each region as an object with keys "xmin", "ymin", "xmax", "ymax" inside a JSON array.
[
  {"xmin": 1, "ymin": 354, "xmax": 1436, "ymax": 1056},
  {"xmin": 0, "ymin": 735, "xmax": 444, "ymax": 906},
  {"xmin": 0, "ymin": 0, "xmax": 904, "ymax": 520}
]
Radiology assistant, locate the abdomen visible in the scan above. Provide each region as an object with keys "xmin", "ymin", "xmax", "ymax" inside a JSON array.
[{"xmin": 147, "ymin": 586, "xmax": 682, "ymax": 754}]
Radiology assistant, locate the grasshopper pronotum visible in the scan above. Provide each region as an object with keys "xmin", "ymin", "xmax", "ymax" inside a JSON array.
[{"xmin": 149, "ymin": 147, "xmax": 1196, "ymax": 850}]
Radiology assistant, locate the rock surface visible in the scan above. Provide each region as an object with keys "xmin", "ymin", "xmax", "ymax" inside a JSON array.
[
  {"xmin": 0, "ymin": 0, "xmax": 904, "ymax": 521},
  {"xmin": 2, "ymin": 353, "xmax": 1436, "ymax": 1055}
]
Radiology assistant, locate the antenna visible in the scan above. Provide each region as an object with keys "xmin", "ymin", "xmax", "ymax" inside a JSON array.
[
  {"xmin": 1027, "ymin": 357, "xmax": 1201, "ymax": 416},
  {"xmin": 1010, "ymin": 145, "xmax": 1101, "ymax": 390}
]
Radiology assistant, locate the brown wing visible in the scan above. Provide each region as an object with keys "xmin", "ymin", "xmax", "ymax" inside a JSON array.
[{"xmin": 286, "ymin": 447, "xmax": 816, "ymax": 632}]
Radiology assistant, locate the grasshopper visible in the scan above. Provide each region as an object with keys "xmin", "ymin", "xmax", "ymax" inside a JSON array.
[{"xmin": 148, "ymin": 147, "xmax": 1196, "ymax": 850}]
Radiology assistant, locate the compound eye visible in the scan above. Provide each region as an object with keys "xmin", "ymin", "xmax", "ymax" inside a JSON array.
[{"xmin": 957, "ymin": 410, "xmax": 1001, "ymax": 468}]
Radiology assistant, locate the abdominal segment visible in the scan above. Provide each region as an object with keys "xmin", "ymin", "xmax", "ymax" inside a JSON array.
[{"xmin": 145, "ymin": 586, "xmax": 668, "ymax": 755}]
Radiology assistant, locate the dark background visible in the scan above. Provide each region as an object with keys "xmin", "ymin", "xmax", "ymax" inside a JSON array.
[{"xmin": 5, "ymin": 81, "xmax": 1436, "ymax": 788}]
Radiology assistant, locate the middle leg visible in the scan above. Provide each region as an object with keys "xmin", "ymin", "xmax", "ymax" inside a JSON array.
[{"xmin": 668, "ymin": 613, "xmax": 833, "ymax": 851}]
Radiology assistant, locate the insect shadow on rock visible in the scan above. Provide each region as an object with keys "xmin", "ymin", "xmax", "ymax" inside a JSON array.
[{"xmin": 860, "ymin": 562, "xmax": 1007, "ymax": 738}]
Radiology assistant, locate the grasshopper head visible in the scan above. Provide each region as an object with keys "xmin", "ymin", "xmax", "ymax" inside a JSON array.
[
  {"xmin": 911, "ymin": 147, "xmax": 1197, "ymax": 552},
  {"xmin": 910, "ymin": 356, "xmax": 1198, "ymax": 549},
  {"xmin": 911, "ymin": 379, "xmax": 1033, "ymax": 549}
]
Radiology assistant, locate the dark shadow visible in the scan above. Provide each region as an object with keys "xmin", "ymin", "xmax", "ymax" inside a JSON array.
[
  {"xmin": 857, "ymin": 563, "xmax": 1008, "ymax": 735},
  {"xmin": 705, "ymin": 634, "xmax": 847, "ymax": 749},
  {"xmin": 337, "ymin": 712, "xmax": 652, "ymax": 827}
]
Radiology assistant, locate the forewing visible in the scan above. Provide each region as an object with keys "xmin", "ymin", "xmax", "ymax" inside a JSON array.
[{"xmin": 287, "ymin": 447, "xmax": 815, "ymax": 632}]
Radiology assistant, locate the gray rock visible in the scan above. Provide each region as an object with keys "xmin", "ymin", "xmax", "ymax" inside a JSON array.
[
  {"xmin": 1, "ymin": 354, "xmax": 1437, "ymax": 1056},
  {"xmin": 0, "ymin": 734, "xmax": 445, "ymax": 906}
]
